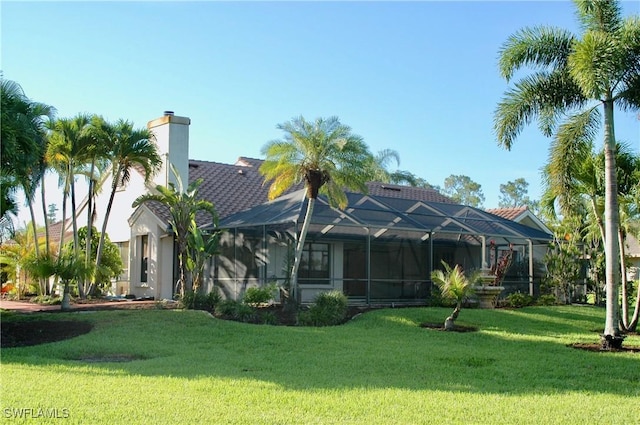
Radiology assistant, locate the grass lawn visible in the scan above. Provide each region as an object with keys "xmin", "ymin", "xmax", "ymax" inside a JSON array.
[{"xmin": 1, "ymin": 305, "xmax": 638, "ymax": 424}]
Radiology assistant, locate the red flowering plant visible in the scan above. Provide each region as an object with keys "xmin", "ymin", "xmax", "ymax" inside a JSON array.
[{"xmin": 489, "ymin": 242, "xmax": 514, "ymax": 286}]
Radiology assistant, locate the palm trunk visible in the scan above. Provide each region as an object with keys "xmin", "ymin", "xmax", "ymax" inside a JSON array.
[
  {"xmin": 590, "ymin": 197, "xmax": 606, "ymax": 244},
  {"xmin": 601, "ymin": 99, "xmax": 622, "ymax": 347},
  {"xmin": 40, "ymin": 174, "xmax": 51, "ymax": 295},
  {"xmin": 70, "ymin": 175, "xmax": 85, "ymax": 299},
  {"xmin": 40, "ymin": 174, "xmax": 50, "ymax": 257},
  {"xmin": 61, "ymin": 280, "xmax": 71, "ymax": 311},
  {"xmin": 444, "ymin": 303, "xmax": 461, "ymax": 331},
  {"xmin": 627, "ymin": 285, "xmax": 640, "ymax": 332},
  {"xmin": 290, "ymin": 195, "xmax": 315, "ymax": 304},
  {"xmin": 55, "ymin": 188, "xmax": 69, "ymax": 296},
  {"xmin": 83, "ymin": 161, "xmax": 95, "ymax": 297},
  {"xmin": 618, "ymin": 228, "xmax": 629, "ymax": 329},
  {"xmin": 24, "ymin": 185, "xmax": 45, "ymax": 295},
  {"xmin": 95, "ymin": 170, "xmax": 120, "ymax": 284}
]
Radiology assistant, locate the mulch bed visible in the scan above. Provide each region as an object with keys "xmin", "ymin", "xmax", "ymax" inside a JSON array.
[
  {"xmin": 1, "ymin": 320, "xmax": 93, "ymax": 348},
  {"xmin": 420, "ymin": 322, "xmax": 479, "ymax": 332},
  {"xmin": 569, "ymin": 342, "xmax": 640, "ymax": 353}
]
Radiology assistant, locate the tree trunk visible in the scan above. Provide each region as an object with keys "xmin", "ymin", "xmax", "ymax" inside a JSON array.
[
  {"xmin": 601, "ymin": 99, "xmax": 622, "ymax": 347},
  {"xmin": 627, "ymin": 284, "xmax": 640, "ymax": 332},
  {"xmin": 618, "ymin": 228, "xmax": 629, "ymax": 329},
  {"xmin": 71, "ymin": 176, "xmax": 84, "ymax": 299},
  {"xmin": 83, "ymin": 162, "xmax": 95, "ymax": 297},
  {"xmin": 444, "ymin": 303, "xmax": 461, "ymax": 331},
  {"xmin": 290, "ymin": 194, "xmax": 316, "ymax": 303},
  {"xmin": 95, "ymin": 169, "xmax": 120, "ymax": 286},
  {"xmin": 590, "ymin": 197, "xmax": 606, "ymax": 244},
  {"xmin": 40, "ymin": 174, "xmax": 51, "ymax": 295},
  {"xmin": 55, "ymin": 189, "xmax": 69, "ymax": 296},
  {"xmin": 61, "ymin": 281, "xmax": 71, "ymax": 311}
]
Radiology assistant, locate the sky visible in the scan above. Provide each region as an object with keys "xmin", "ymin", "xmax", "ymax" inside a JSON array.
[{"xmin": 3, "ymin": 0, "xmax": 639, "ymax": 227}]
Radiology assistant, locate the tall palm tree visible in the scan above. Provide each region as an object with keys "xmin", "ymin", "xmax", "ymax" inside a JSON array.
[
  {"xmin": 132, "ymin": 165, "xmax": 216, "ymax": 298},
  {"xmin": 1, "ymin": 78, "xmax": 55, "ymax": 258},
  {"xmin": 95, "ymin": 119, "xmax": 162, "ymax": 293},
  {"xmin": 494, "ymin": 0, "xmax": 640, "ymax": 348},
  {"xmin": 78, "ymin": 115, "xmax": 110, "ymax": 296},
  {"xmin": 47, "ymin": 114, "xmax": 93, "ymax": 261},
  {"xmin": 259, "ymin": 116, "xmax": 375, "ymax": 302}
]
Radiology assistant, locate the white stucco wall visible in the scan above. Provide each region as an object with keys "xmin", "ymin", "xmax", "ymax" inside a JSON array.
[{"xmin": 129, "ymin": 205, "xmax": 173, "ymax": 299}]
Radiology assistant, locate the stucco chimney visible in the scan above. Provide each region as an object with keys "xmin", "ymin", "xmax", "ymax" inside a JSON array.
[{"xmin": 147, "ymin": 112, "xmax": 190, "ymax": 191}]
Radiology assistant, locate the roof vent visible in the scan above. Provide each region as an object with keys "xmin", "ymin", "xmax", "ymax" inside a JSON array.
[
  {"xmin": 381, "ymin": 185, "xmax": 401, "ymax": 192},
  {"xmin": 164, "ymin": 111, "xmax": 175, "ymax": 116},
  {"xmin": 238, "ymin": 169, "xmax": 244, "ymax": 175}
]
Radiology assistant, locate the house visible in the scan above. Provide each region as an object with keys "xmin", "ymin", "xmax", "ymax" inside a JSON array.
[
  {"xmin": 213, "ymin": 190, "xmax": 553, "ymax": 304},
  {"xmin": 625, "ymin": 234, "xmax": 640, "ymax": 282},
  {"xmin": 75, "ymin": 112, "xmax": 554, "ymax": 304}
]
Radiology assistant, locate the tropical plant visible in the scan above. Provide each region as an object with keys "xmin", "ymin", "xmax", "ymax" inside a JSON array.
[
  {"xmin": 243, "ymin": 283, "xmax": 278, "ymax": 307},
  {"xmin": 186, "ymin": 219, "xmax": 221, "ymax": 293},
  {"xmin": 297, "ymin": 290, "xmax": 348, "ymax": 326},
  {"xmin": 63, "ymin": 226, "xmax": 123, "ymax": 295},
  {"xmin": 1, "ymin": 78, "xmax": 55, "ymax": 258},
  {"xmin": 259, "ymin": 116, "xmax": 375, "ymax": 302},
  {"xmin": 47, "ymin": 114, "xmax": 93, "ymax": 263},
  {"xmin": 95, "ymin": 119, "xmax": 162, "ymax": 292},
  {"xmin": 542, "ymin": 141, "xmax": 640, "ymax": 327},
  {"xmin": 430, "ymin": 261, "xmax": 477, "ymax": 330},
  {"xmin": 0, "ymin": 226, "xmax": 48, "ymax": 296},
  {"xmin": 543, "ymin": 241, "xmax": 583, "ymax": 304},
  {"xmin": 494, "ymin": 0, "xmax": 640, "ymax": 348},
  {"xmin": 132, "ymin": 164, "xmax": 216, "ymax": 298}
]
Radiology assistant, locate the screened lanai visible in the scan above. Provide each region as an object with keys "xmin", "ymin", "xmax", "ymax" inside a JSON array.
[{"xmin": 213, "ymin": 189, "xmax": 553, "ymax": 305}]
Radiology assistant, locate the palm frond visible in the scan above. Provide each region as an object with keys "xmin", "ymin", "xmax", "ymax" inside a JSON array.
[
  {"xmin": 574, "ymin": 0, "xmax": 622, "ymax": 34},
  {"xmin": 498, "ymin": 25, "xmax": 575, "ymax": 81}
]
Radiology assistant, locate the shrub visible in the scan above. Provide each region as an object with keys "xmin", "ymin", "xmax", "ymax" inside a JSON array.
[
  {"xmin": 216, "ymin": 299, "xmax": 241, "ymax": 316},
  {"xmin": 537, "ymin": 294, "xmax": 557, "ymax": 306},
  {"xmin": 298, "ymin": 290, "xmax": 348, "ymax": 327},
  {"xmin": 506, "ymin": 292, "xmax": 533, "ymax": 308},
  {"xmin": 32, "ymin": 295, "xmax": 62, "ymax": 305},
  {"xmin": 215, "ymin": 299, "xmax": 256, "ymax": 322},
  {"xmin": 256, "ymin": 311, "xmax": 278, "ymax": 325},
  {"xmin": 233, "ymin": 303, "xmax": 256, "ymax": 322},
  {"xmin": 243, "ymin": 283, "xmax": 277, "ymax": 306},
  {"xmin": 181, "ymin": 289, "xmax": 221, "ymax": 311}
]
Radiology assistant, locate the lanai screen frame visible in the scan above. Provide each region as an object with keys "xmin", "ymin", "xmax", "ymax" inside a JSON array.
[{"xmin": 215, "ymin": 190, "xmax": 553, "ymax": 304}]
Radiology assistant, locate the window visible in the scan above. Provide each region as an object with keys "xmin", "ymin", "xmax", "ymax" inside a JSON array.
[
  {"xmin": 116, "ymin": 241, "xmax": 129, "ymax": 281},
  {"xmin": 299, "ymin": 243, "xmax": 330, "ymax": 285},
  {"xmin": 140, "ymin": 235, "xmax": 148, "ymax": 283}
]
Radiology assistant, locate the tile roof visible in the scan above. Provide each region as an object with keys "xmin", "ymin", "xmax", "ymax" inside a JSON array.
[
  {"xmin": 485, "ymin": 206, "xmax": 529, "ymax": 222},
  {"xmin": 366, "ymin": 182, "xmax": 454, "ymax": 204},
  {"xmin": 143, "ymin": 157, "xmax": 453, "ymax": 227}
]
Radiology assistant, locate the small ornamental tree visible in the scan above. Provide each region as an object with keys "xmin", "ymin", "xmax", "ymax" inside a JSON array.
[
  {"xmin": 430, "ymin": 262, "xmax": 477, "ymax": 330},
  {"xmin": 543, "ymin": 242, "xmax": 582, "ymax": 304}
]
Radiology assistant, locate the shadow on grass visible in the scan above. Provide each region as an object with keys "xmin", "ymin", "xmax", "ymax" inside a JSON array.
[{"xmin": 1, "ymin": 307, "xmax": 639, "ymax": 397}]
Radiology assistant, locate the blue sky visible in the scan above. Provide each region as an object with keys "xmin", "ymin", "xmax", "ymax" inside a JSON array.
[{"xmin": 3, "ymin": 1, "xmax": 639, "ymax": 226}]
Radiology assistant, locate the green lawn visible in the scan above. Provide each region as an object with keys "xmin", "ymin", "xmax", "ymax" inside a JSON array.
[{"xmin": 1, "ymin": 306, "xmax": 638, "ymax": 424}]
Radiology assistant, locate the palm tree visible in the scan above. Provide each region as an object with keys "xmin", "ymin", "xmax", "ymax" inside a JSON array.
[
  {"xmin": 1, "ymin": 78, "xmax": 55, "ymax": 258},
  {"xmin": 430, "ymin": 262, "xmax": 477, "ymax": 330},
  {"xmin": 494, "ymin": 0, "xmax": 640, "ymax": 348},
  {"xmin": 132, "ymin": 165, "xmax": 216, "ymax": 298},
  {"xmin": 259, "ymin": 116, "xmax": 375, "ymax": 303},
  {"xmin": 94, "ymin": 119, "xmax": 162, "ymax": 295},
  {"xmin": 47, "ymin": 114, "xmax": 93, "ymax": 262},
  {"xmin": 78, "ymin": 115, "xmax": 110, "ymax": 296}
]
